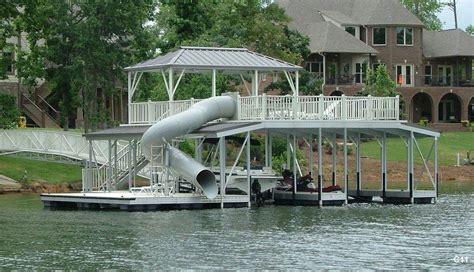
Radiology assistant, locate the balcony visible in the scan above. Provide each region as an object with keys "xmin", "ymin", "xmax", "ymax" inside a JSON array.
[
  {"xmin": 418, "ymin": 75, "xmax": 474, "ymax": 87},
  {"xmin": 129, "ymin": 95, "xmax": 400, "ymax": 124}
]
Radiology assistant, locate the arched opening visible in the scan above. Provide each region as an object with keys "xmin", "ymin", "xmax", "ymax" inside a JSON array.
[
  {"xmin": 411, "ymin": 93, "xmax": 433, "ymax": 123},
  {"xmin": 438, "ymin": 93, "xmax": 462, "ymax": 123},
  {"xmin": 330, "ymin": 90, "xmax": 344, "ymax": 96},
  {"xmin": 469, "ymin": 97, "xmax": 474, "ymax": 122}
]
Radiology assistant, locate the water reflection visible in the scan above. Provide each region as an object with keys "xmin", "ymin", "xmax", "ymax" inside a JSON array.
[{"xmin": 0, "ymin": 194, "xmax": 472, "ymax": 270}]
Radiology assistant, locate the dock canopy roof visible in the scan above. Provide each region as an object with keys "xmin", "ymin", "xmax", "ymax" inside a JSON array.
[{"xmin": 125, "ymin": 46, "xmax": 302, "ymax": 72}]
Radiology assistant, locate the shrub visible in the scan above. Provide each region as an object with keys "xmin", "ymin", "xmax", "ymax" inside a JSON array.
[
  {"xmin": 461, "ymin": 120, "xmax": 469, "ymax": 127},
  {"xmin": 0, "ymin": 93, "xmax": 20, "ymax": 129}
]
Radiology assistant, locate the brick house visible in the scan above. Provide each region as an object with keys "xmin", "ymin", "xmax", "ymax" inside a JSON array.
[{"xmin": 278, "ymin": 0, "xmax": 474, "ymax": 130}]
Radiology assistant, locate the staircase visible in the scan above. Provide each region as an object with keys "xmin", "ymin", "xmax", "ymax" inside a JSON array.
[
  {"xmin": 90, "ymin": 141, "xmax": 152, "ymax": 191},
  {"xmin": 20, "ymin": 93, "xmax": 61, "ymax": 128}
]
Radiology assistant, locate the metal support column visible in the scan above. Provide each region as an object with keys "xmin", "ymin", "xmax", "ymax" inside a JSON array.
[
  {"xmin": 292, "ymin": 133, "xmax": 297, "ymax": 196},
  {"xmin": 265, "ymin": 131, "xmax": 270, "ymax": 167},
  {"xmin": 332, "ymin": 133, "xmax": 337, "ymax": 186},
  {"xmin": 85, "ymin": 140, "xmax": 94, "ymax": 192},
  {"xmin": 132, "ymin": 140, "xmax": 137, "ymax": 187},
  {"xmin": 194, "ymin": 138, "xmax": 202, "ymax": 163},
  {"xmin": 107, "ymin": 140, "xmax": 112, "ymax": 192},
  {"xmin": 356, "ymin": 133, "xmax": 361, "ymax": 196},
  {"xmin": 318, "ymin": 128, "xmax": 323, "ymax": 207},
  {"xmin": 128, "ymin": 140, "xmax": 132, "ymax": 190},
  {"xmin": 309, "ymin": 134, "xmax": 314, "ymax": 177},
  {"xmin": 434, "ymin": 137, "xmax": 438, "ymax": 202},
  {"xmin": 212, "ymin": 69, "xmax": 217, "ymax": 97},
  {"xmin": 219, "ymin": 137, "xmax": 226, "ymax": 209},
  {"xmin": 409, "ymin": 132, "xmax": 414, "ymax": 204},
  {"xmin": 286, "ymin": 134, "xmax": 290, "ymax": 170},
  {"xmin": 343, "ymin": 128, "xmax": 348, "ymax": 205},
  {"xmin": 382, "ymin": 132, "xmax": 387, "ymax": 199},
  {"xmin": 246, "ymin": 132, "xmax": 251, "ymax": 208},
  {"xmin": 113, "ymin": 140, "xmax": 118, "ymax": 187},
  {"xmin": 268, "ymin": 131, "xmax": 273, "ymax": 169}
]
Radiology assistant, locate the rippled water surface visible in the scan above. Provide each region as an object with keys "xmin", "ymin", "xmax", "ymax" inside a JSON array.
[{"xmin": 0, "ymin": 194, "xmax": 473, "ymax": 270}]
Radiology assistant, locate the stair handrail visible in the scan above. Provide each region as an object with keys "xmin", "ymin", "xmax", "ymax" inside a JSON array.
[
  {"xmin": 21, "ymin": 93, "xmax": 60, "ymax": 127},
  {"xmin": 36, "ymin": 95, "xmax": 61, "ymax": 124}
]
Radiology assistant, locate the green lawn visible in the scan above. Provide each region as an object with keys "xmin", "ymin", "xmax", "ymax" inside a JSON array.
[
  {"xmin": 361, "ymin": 132, "xmax": 474, "ymax": 166},
  {"xmin": 0, "ymin": 156, "xmax": 82, "ymax": 183}
]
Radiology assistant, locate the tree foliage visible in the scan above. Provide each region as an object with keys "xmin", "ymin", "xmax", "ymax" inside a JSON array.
[
  {"xmin": 146, "ymin": 0, "xmax": 311, "ymax": 101},
  {"xmin": 400, "ymin": 0, "xmax": 443, "ymax": 30},
  {"xmin": 0, "ymin": 93, "xmax": 20, "ymax": 129},
  {"xmin": 466, "ymin": 25, "xmax": 474, "ymax": 35},
  {"xmin": 265, "ymin": 71, "xmax": 323, "ymax": 96},
  {"xmin": 0, "ymin": 1, "xmax": 20, "ymax": 79},
  {"xmin": 16, "ymin": 0, "xmax": 157, "ymax": 131},
  {"xmin": 359, "ymin": 65, "xmax": 399, "ymax": 97}
]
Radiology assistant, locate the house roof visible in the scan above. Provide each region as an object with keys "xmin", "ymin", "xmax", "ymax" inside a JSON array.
[
  {"xmin": 319, "ymin": 10, "xmax": 361, "ymax": 26},
  {"xmin": 307, "ymin": 22, "xmax": 379, "ymax": 54},
  {"xmin": 278, "ymin": 0, "xmax": 424, "ymax": 27},
  {"xmin": 423, "ymin": 29, "xmax": 474, "ymax": 58},
  {"xmin": 125, "ymin": 46, "xmax": 302, "ymax": 72}
]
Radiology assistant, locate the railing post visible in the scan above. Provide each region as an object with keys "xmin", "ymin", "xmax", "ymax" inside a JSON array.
[
  {"xmin": 395, "ymin": 95, "xmax": 400, "ymax": 120},
  {"xmin": 319, "ymin": 94, "xmax": 324, "ymax": 120},
  {"xmin": 367, "ymin": 95, "xmax": 373, "ymax": 120},
  {"xmin": 292, "ymin": 95, "xmax": 297, "ymax": 120},
  {"xmin": 262, "ymin": 93, "xmax": 267, "ymax": 120},
  {"xmin": 341, "ymin": 94, "xmax": 347, "ymax": 120},
  {"xmin": 147, "ymin": 100, "xmax": 153, "ymax": 124}
]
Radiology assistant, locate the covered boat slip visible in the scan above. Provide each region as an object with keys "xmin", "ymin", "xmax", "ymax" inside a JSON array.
[
  {"xmin": 65, "ymin": 118, "xmax": 439, "ymax": 208},
  {"xmin": 40, "ymin": 46, "xmax": 440, "ymax": 210}
]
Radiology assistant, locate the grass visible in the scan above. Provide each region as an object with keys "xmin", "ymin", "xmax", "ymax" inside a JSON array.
[
  {"xmin": 360, "ymin": 131, "xmax": 474, "ymax": 166},
  {"xmin": 0, "ymin": 156, "xmax": 82, "ymax": 184}
]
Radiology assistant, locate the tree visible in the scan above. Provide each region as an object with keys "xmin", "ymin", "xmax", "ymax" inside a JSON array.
[
  {"xmin": 17, "ymin": 1, "xmax": 157, "ymax": 132},
  {"xmin": 0, "ymin": 1, "xmax": 20, "ymax": 79},
  {"xmin": 359, "ymin": 65, "xmax": 399, "ymax": 97},
  {"xmin": 400, "ymin": 0, "xmax": 443, "ymax": 30},
  {"xmin": 265, "ymin": 71, "xmax": 323, "ymax": 96},
  {"xmin": 466, "ymin": 25, "xmax": 474, "ymax": 35},
  {"xmin": 0, "ymin": 93, "xmax": 20, "ymax": 129},
  {"xmin": 444, "ymin": 0, "xmax": 458, "ymax": 29},
  {"xmin": 148, "ymin": 0, "xmax": 311, "ymax": 100}
]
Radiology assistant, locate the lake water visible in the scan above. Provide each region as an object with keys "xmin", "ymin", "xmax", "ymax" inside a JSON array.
[{"xmin": 0, "ymin": 194, "xmax": 472, "ymax": 270}]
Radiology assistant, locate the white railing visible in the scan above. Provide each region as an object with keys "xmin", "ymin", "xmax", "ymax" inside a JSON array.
[
  {"xmin": 129, "ymin": 98, "xmax": 203, "ymax": 124},
  {"xmin": 129, "ymin": 94, "xmax": 399, "ymax": 124}
]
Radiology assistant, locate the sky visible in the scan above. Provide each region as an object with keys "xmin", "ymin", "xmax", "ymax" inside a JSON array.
[{"xmin": 437, "ymin": 0, "xmax": 474, "ymax": 30}]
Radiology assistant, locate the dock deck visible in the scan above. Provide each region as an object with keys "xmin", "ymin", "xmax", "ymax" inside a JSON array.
[
  {"xmin": 41, "ymin": 192, "xmax": 249, "ymax": 211},
  {"xmin": 348, "ymin": 189, "xmax": 436, "ymax": 204},
  {"xmin": 273, "ymin": 190, "xmax": 346, "ymax": 206}
]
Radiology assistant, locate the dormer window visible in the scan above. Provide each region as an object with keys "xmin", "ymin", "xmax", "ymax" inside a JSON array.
[{"xmin": 345, "ymin": 26, "xmax": 360, "ymax": 39}]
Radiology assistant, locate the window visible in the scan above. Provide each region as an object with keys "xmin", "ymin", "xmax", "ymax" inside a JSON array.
[
  {"xmin": 424, "ymin": 65, "xmax": 432, "ymax": 85},
  {"xmin": 345, "ymin": 26, "xmax": 356, "ymax": 36},
  {"xmin": 306, "ymin": 61, "xmax": 323, "ymax": 74},
  {"xmin": 355, "ymin": 62, "xmax": 367, "ymax": 84},
  {"xmin": 373, "ymin": 28, "xmax": 386, "ymax": 45},
  {"xmin": 438, "ymin": 65, "xmax": 452, "ymax": 86},
  {"xmin": 397, "ymin": 27, "xmax": 413, "ymax": 45},
  {"xmin": 396, "ymin": 64, "xmax": 414, "ymax": 86}
]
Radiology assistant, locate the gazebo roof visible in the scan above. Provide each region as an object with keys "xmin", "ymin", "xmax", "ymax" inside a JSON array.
[{"xmin": 125, "ymin": 46, "xmax": 302, "ymax": 72}]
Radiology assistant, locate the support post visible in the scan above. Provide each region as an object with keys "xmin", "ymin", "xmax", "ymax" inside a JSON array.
[
  {"xmin": 212, "ymin": 69, "xmax": 217, "ymax": 97},
  {"xmin": 309, "ymin": 134, "xmax": 314, "ymax": 177},
  {"xmin": 292, "ymin": 133, "xmax": 297, "ymax": 197},
  {"xmin": 409, "ymin": 132, "xmax": 414, "ymax": 204},
  {"xmin": 219, "ymin": 137, "xmax": 226, "ymax": 209},
  {"xmin": 127, "ymin": 72, "xmax": 132, "ymax": 124},
  {"xmin": 194, "ymin": 138, "xmax": 202, "ymax": 163},
  {"xmin": 86, "ymin": 140, "xmax": 93, "ymax": 192},
  {"xmin": 132, "ymin": 140, "xmax": 137, "ymax": 187},
  {"xmin": 295, "ymin": 70, "xmax": 299, "ymax": 96},
  {"xmin": 113, "ymin": 140, "xmax": 118, "ymax": 186},
  {"xmin": 332, "ymin": 133, "xmax": 337, "ymax": 186},
  {"xmin": 382, "ymin": 132, "xmax": 387, "ymax": 199},
  {"xmin": 128, "ymin": 140, "xmax": 132, "ymax": 190},
  {"xmin": 265, "ymin": 131, "xmax": 270, "ymax": 167},
  {"xmin": 318, "ymin": 128, "xmax": 323, "ymax": 207},
  {"xmin": 107, "ymin": 140, "xmax": 112, "ymax": 192},
  {"xmin": 268, "ymin": 131, "xmax": 273, "ymax": 169},
  {"xmin": 434, "ymin": 137, "xmax": 438, "ymax": 202},
  {"xmin": 286, "ymin": 134, "xmax": 290, "ymax": 170},
  {"xmin": 246, "ymin": 132, "xmax": 251, "ymax": 208},
  {"xmin": 356, "ymin": 133, "xmax": 361, "ymax": 196},
  {"xmin": 343, "ymin": 128, "xmax": 348, "ymax": 205}
]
